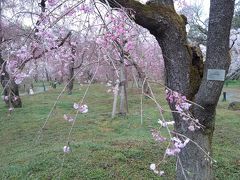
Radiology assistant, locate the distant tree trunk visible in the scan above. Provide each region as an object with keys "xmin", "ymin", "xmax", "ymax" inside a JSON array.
[
  {"xmin": 132, "ymin": 61, "xmax": 151, "ymax": 96},
  {"xmin": 0, "ymin": 0, "xmax": 21, "ymax": 108},
  {"xmin": 131, "ymin": 67, "xmax": 139, "ymax": 88},
  {"xmin": 119, "ymin": 61, "xmax": 128, "ymax": 115},
  {"xmin": 85, "ymin": 69, "xmax": 94, "ymax": 82},
  {"xmin": 45, "ymin": 67, "xmax": 50, "ymax": 81},
  {"xmin": 105, "ymin": 73, "xmax": 110, "ymax": 82},
  {"xmin": 67, "ymin": 60, "xmax": 74, "ymax": 94},
  {"xmin": 59, "ymin": 61, "xmax": 64, "ymax": 84},
  {"xmin": 33, "ymin": 61, "xmax": 39, "ymax": 82},
  {"xmin": 111, "ymin": 67, "xmax": 116, "ymax": 83},
  {"xmin": 66, "ymin": 40, "xmax": 77, "ymax": 94},
  {"xmin": 103, "ymin": 0, "xmax": 235, "ymax": 179},
  {"xmin": 111, "ymin": 80, "xmax": 119, "ymax": 118},
  {"xmin": 42, "ymin": 81, "xmax": 46, "ymax": 92},
  {"xmin": 0, "ymin": 59, "xmax": 22, "ymax": 108}
]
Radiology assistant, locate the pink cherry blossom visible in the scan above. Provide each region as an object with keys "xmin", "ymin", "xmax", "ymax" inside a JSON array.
[
  {"xmin": 73, "ymin": 103, "xmax": 79, "ymax": 109},
  {"xmin": 4, "ymin": 96, "xmax": 9, "ymax": 101},
  {"xmin": 166, "ymin": 137, "xmax": 190, "ymax": 156},
  {"xmin": 8, "ymin": 107, "xmax": 14, "ymax": 112},
  {"xmin": 73, "ymin": 103, "xmax": 88, "ymax": 113},
  {"xmin": 151, "ymin": 129, "xmax": 167, "ymax": 143},
  {"xmin": 63, "ymin": 114, "xmax": 74, "ymax": 122},
  {"xmin": 79, "ymin": 104, "xmax": 88, "ymax": 113},
  {"xmin": 63, "ymin": 146, "xmax": 70, "ymax": 153},
  {"xmin": 188, "ymin": 125, "xmax": 195, "ymax": 131}
]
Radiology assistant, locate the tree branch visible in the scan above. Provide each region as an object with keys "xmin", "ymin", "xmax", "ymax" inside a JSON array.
[
  {"xmin": 19, "ymin": 31, "xmax": 72, "ymax": 70},
  {"xmin": 99, "ymin": 0, "xmax": 181, "ymax": 36}
]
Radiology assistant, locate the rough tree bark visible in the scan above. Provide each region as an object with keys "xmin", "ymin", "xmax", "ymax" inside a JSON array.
[{"xmin": 103, "ymin": 0, "xmax": 235, "ymax": 179}]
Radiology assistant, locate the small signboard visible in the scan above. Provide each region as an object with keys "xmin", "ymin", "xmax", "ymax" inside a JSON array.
[{"xmin": 207, "ymin": 69, "xmax": 225, "ymax": 81}]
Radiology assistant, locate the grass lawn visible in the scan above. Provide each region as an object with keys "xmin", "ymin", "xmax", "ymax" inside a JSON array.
[{"xmin": 0, "ymin": 83, "xmax": 239, "ymax": 179}]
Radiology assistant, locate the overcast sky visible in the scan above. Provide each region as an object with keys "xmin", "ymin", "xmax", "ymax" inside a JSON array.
[{"xmin": 138, "ymin": 0, "xmax": 210, "ymax": 19}]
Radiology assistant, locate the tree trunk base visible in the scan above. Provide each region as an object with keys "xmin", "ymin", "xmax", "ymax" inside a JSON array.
[{"xmin": 176, "ymin": 130, "xmax": 213, "ymax": 180}]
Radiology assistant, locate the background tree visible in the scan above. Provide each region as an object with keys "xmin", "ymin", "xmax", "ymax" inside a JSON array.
[
  {"xmin": 227, "ymin": 0, "xmax": 240, "ymax": 80},
  {"xmin": 180, "ymin": 1, "xmax": 208, "ymax": 45},
  {"xmin": 232, "ymin": 0, "xmax": 240, "ymax": 29},
  {"xmin": 0, "ymin": 0, "xmax": 23, "ymax": 108},
  {"xmin": 180, "ymin": 0, "xmax": 240, "ymax": 80}
]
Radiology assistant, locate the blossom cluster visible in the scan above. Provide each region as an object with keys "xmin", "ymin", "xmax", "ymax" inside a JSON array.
[
  {"xmin": 165, "ymin": 137, "xmax": 190, "ymax": 156},
  {"xmin": 63, "ymin": 114, "xmax": 74, "ymax": 122},
  {"xmin": 150, "ymin": 163, "xmax": 164, "ymax": 176},
  {"xmin": 73, "ymin": 103, "xmax": 88, "ymax": 113},
  {"xmin": 149, "ymin": 89, "xmax": 199, "ymax": 176},
  {"xmin": 78, "ymin": 4, "xmax": 93, "ymax": 14},
  {"xmin": 150, "ymin": 128, "xmax": 190, "ymax": 175},
  {"xmin": 165, "ymin": 89, "xmax": 202, "ymax": 132},
  {"xmin": 105, "ymin": 80, "xmax": 119, "ymax": 95},
  {"xmin": 151, "ymin": 129, "xmax": 167, "ymax": 143},
  {"xmin": 63, "ymin": 145, "xmax": 70, "ymax": 153},
  {"xmin": 96, "ymin": 12, "xmax": 135, "ymax": 53},
  {"xmin": 35, "ymin": 27, "xmax": 58, "ymax": 49}
]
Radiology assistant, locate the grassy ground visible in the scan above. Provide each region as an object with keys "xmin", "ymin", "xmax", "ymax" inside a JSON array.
[
  {"xmin": 223, "ymin": 80, "xmax": 240, "ymax": 102},
  {"xmin": 0, "ymin": 83, "xmax": 239, "ymax": 179}
]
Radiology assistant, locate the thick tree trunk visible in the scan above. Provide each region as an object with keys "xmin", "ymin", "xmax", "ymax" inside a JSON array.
[
  {"xmin": 101, "ymin": 0, "xmax": 234, "ymax": 179},
  {"xmin": 178, "ymin": 1, "xmax": 234, "ymax": 179},
  {"xmin": 173, "ymin": 108, "xmax": 215, "ymax": 179},
  {"xmin": 176, "ymin": 125, "xmax": 214, "ymax": 179}
]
